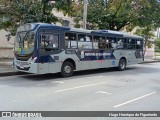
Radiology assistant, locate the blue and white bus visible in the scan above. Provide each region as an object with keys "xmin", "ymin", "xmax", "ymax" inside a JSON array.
[{"xmin": 14, "ymin": 23, "xmax": 143, "ymax": 77}]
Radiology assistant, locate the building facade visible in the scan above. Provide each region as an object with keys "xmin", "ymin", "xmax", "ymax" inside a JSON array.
[{"xmin": 0, "ymin": 30, "xmax": 14, "ymax": 60}]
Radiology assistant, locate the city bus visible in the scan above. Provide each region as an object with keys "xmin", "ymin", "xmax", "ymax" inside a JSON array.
[{"xmin": 14, "ymin": 23, "xmax": 143, "ymax": 77}]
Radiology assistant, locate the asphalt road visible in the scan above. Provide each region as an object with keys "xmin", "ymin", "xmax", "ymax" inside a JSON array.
[{"xmin": 0, "ymin": 63, "xmax": 160, "ymax": 120}]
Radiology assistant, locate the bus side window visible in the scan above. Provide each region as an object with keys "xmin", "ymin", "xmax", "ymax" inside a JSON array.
[
  {"xmin": 48, "ymin": 34, "xmax": 59, "ymax": 49},
  {"xmin": 108, "ymin": 37, "xmax": 117, "ymax": 49},
  {"xmin": 78, "ymin": 34, "xmax": 92, "ymax": 49},
  {"xmin": 40, "ymin": 34, "xmax": 49, "ymax": 48},
  {"xmin": 84, "ymin": 35, "xmax": 92, "ymax": 49},
  {"xmin": 65, "ymin": 32, "xmax": 77, "ymax": 48},
  {"xmin": 128, "ymin": 39, "xmax": 135, "ymax": 49},
  {"xmin": 105, "ymin": 38, "xmax": 109, "ymax": 49},
  {"xmin": 40, "ymin": 33, "xmax": 59, "ymax": 50},
  {"xmin": 117, "ymin": 38, "xmax": 127, "ymax": 49},
  {"xmin": 123, "ymin": 39, "xmax": 127, "ymax": 49},
  {"xmin": 99, "ymin": 36, "xmax": 106, "ymax": 49},
  {"xmin": 136, "ymin": 39, "xmax": 142, "ymax": 49},
  {"xmin": 93, "ymin": 36, "xmax": 99, "ymax": 49},
  {"xmin": 117, "ymin": 38, "xmax": 123, "ymax": 49}
]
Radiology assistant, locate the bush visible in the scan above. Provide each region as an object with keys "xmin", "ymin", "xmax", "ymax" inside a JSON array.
[{"xmin": 155, "ymin": 49, "xmax": 160, "ymax": 52}]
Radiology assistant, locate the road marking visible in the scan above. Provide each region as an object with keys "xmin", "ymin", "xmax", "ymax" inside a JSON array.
[
  {"xmin": 114, "ymin": 91, "xmax": 156, "ymax": 108},
  {"xmin": 96, "ymin": 91, "xmax": 111, "ymax": 94},
  {"xmin": 54, "ymin": 82, "xmax": 106, "ymax": 93},
  {"xmin": 51, "ymin": 81, "xmax": 64, "ymax": 84}
]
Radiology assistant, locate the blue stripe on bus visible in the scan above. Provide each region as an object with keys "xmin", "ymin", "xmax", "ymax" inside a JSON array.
[{"xmin": 36, "ymin": 55, "xmax": 55, "ymax": 63}]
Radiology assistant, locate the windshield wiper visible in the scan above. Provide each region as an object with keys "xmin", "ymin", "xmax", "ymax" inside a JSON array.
[
  {"xmin": 17, "ymin": 31, "xmax": 31, "ymax": 43},
  {"xmin": 23, "ymin": 31, "xmax": 31, "ymax": 41}
]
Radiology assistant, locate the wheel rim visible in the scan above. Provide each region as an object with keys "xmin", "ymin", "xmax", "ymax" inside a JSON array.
[
  {"xmin": 120, "ymin": 61, "xmax": 125, "ymax": 69},
  {"xmin": 64, "ymin": 65, "xmax": 71, "ymax": 74}
]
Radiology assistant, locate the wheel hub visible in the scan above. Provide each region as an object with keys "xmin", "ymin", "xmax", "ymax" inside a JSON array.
[{"xmin": 64, "ymin": 66, "xmax": 71, "ymax": 73}]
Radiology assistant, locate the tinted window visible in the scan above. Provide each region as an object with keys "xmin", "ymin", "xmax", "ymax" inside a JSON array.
[
  {"xmin": 40, "ymin": 33, "xmax": 59, "ymax": 49},
  {"xmin": 107, "ymin": 37, "xmax": 117, "ymax": 49},
  {"xmin": 65, "ymin": 32, "xmax": 77, "ymax": 48},
  {"xmin": 78, "ymin": 34, "xmax": 92, "ymax": 49},
  {"xmin": 128, "ymin": 39, "xmax": 136, "ymax": 49}
]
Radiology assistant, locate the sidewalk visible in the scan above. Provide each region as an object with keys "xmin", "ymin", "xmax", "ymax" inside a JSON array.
[
  {"xmin": 142, "ymin": 56, "xmax": 160, "ymax": 63},
  {"xmin": 0, "ymin": 61, "xmax": 25, "ymax": 77},
  {"xmin": 0, "ymin": 57, "xmax": 159, "ymax": 77}
]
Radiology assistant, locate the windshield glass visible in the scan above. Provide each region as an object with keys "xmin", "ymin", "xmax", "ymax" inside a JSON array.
[{"xmin": 15, "ymin": 32, "xmax": 35, "ymax": 54}]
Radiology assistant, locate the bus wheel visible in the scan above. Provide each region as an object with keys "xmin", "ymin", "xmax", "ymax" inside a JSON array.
[
  {"xmin": 61, "ymin": 62, "xmax": 74, "ymax": 77},
  {"xmin": 118, "ymin": 59, "xmax": 126, "ymax": 71}
]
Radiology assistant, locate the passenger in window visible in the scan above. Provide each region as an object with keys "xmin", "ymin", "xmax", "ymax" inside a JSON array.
[
  {"xmin": 106, "ymin": 39, "xmax": 109, "ymax": 43},
  {"xmin": 105, "ymin": 39, "xmax": 109, "ymax": 49},
  {"xmin": 83, "ymin": 36, "xmax": 92, "ymax": 49},
  {"xmin": 80, "ymin": 37, "xmax": 84, "ymax": 41},
  {"xmin": 117, "ymin": 40, "xmax": 123, "ymax": 48},
  {"xmin": 40, "ymin": 34, "xmax": 49, "ymax": 48},
  {"xmin": 93, "ymin": 39, "xmax": 99, "ymax": 49},
  {"xmin": 111, "ymin": 40, "xmax": 117, "ymax": 49},
  {"xmin": 48, "ymin": 34, "xmax": 58, "ymax": 48},
  {"xmin": 65, "ymin": 36, "xmax": 69, "ymax": 48},
  {"xmin": 98, "ymin": 37, "xmax": 103, "ymax": 48},
  {"xmin": 85, "ymin": 36, "xmax": 90, "ymax": 41}
]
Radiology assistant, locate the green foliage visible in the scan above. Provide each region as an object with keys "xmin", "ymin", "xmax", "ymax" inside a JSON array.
[
  {"xmin": 0, "ymin": 0, "xmax": 73, "ymax": 36},
  {"xmin": 135, "ymin": 0, "xmax": 160, "ymax": 28},
  {"xmin": 71, "ymin": 0, "xmax": 160, "ymax": 31},
  {"xmin": 155, "ymin": 38, "xmax": 160, "ymax": 49},
  {"xmin": 0, "ymin": 0, "xmax": 57, "ymax": 35},
  {"xmin": 155, "ymin": 49, "xmax": 160, "ymax": 52},
  {"xmin": 70, "ymin": 1, "xmax": 84, "ymax": 28},
  {"xmin": 54, "ymin": 0, "xmax": 73, "ymax": 16},
  {"xmin": 135, "ymin": 26, "xmax": 155, "ymax": 54},
  {"xmin": 87, "ymin": 0, "xmax": 132, "ymax": 30}
]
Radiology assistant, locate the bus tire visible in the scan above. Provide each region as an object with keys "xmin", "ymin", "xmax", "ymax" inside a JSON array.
[
  {"xmin": 61, "ymin": 62, "xmax": 74, "ymax": 77},
  {"xmin": 118, "ymin": 59, "xmax": 126, "ymax": 71}
]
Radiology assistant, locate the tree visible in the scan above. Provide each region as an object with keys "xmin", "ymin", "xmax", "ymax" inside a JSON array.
[
  {"xmin": 54, "ymin": 0, "xmax": 73, "ymax": 16},
  {"xmin": 71, "ymin": 0, "xmax": 160, "ymax": 31},
  {"xmin": 71, "ymin": 0, "xmax": 84, "ymax": 28},
  {"xmin": 155, "ymin": 38, "xmax": 160, "ymax": 50},
  {"xmin": 135, "ymin": 26, "xmax": 155, "ymax": 55},
  {"xmin": 0, "ymin": 0, "xmax": 73, "ymax": 36},
  {"xmin": 87, "ymin": 0, "xmax": 130, "ymax": 30}
]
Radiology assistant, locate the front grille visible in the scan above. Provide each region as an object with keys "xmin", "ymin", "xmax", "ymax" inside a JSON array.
[
  {"xmin": 16, "ymin": 66, "xmax": 30, "ymax": 71},
  {"xmin": 16, "ymin": 61, "xmax": 29, "ymax": 66}
]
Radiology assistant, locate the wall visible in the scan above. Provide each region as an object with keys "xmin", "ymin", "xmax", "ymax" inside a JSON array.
[{"xmin": 0, "ymin": 30, "xmax": 14, "ymax": 59}]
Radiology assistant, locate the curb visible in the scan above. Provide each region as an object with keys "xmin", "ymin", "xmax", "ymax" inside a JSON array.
[
  {"xmin": 140, "ymin": 60, "xmax": 160, "ymax": 64},
  {"xmin": 0, "ymin": 71, "xmax": 27, "ymax": 77}
]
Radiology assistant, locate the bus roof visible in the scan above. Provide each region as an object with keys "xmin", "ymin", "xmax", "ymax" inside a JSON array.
[
  {"xmin": 27, "ymin": 23, "xmax": 143, "ymax": 39},
  {"xmin": 70, "ymin": 28, "xmax": 92, "ymax": 33},
  {"xmin": 36, "ymin": 23, "xmax": 70, "ymax": 31},
  {"xmin": 92, "ymin": 30, "xmax": 123, "ymax": 37},
  {"xmin": 92, "ymin": 30, "xmax": 143, "ymax": 39}
]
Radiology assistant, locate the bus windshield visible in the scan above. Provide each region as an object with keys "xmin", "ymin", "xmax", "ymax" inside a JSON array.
[{"xmin": 15, "ymin": 31, "xmax": 35, "ymax": 55}]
